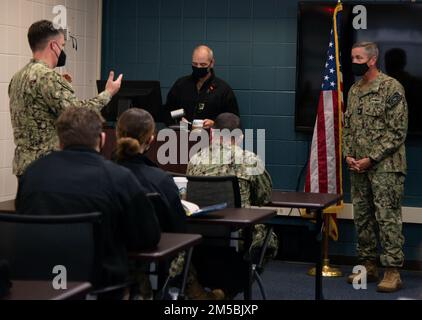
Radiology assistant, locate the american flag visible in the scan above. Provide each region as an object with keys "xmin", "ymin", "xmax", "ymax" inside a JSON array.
[{"xmin": 305, "ymin": 3, "xmax": 343, "ymax": 240}]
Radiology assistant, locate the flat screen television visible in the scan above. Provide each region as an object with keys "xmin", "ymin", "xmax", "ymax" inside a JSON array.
[
  {"xmin": 296, "ymin": 1, "xmax": 422, "ymax": 136},
  {"xmin": 97, "ymin": 80, "xmax": 166, "ymax": 123}
]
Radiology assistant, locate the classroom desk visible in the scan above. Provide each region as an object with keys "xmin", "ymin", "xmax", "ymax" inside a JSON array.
[
  {"xmin": 268, "ymin": 191, "xmax": 342, "ymax": 300},
  {"xmin": 0, "ymin": 200, "xmax": 14, "ymax": 213},
  {"xmin": 129, "ymin": 233, "xmax": 202, "ymax": 262},
  {"xmin": 0, "ymin": 201, "xmax": 283, "ymax": 299},
  {"xmin": 4, "ymin": 281, "xmax": 92, "ymax": 300},
  {"xmin": 187, "ymin": 207, "xmax": 277, "ymax": 300},
  {"xmin": 129, "ymin": 232, "xmax": 202, "ymax": 300}
]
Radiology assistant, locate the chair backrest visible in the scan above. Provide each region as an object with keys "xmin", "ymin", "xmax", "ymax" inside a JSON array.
[
  {"xmin": 186, "ymin": 175, "xmax": 241, "ymax": 208},
  {"xmin": 0, "ymin": 212, "xmax": 102, "ymax": 283},
  {"xmin": 185, "ymin": 175, "xmax": 241, "ymax": 247}
]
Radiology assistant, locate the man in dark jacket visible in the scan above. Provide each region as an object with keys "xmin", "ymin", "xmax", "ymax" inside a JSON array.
[
  {"xmin": 165, "ymin": 45, "xmax": 239, "ymax": 128},
  {"xmin": 16, "ymin": 107, "xmax": 161, "ymax": 288}
]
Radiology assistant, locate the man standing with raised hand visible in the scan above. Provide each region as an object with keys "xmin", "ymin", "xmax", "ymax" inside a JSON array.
[{"xmin": 9, "ymin": 20, "xmax": 123, "ymax": 177}]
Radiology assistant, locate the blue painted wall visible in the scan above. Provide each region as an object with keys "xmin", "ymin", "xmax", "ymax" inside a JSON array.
[{"xmin": 101, "ymin": 0, "xmax": 422, "ymax": 208}]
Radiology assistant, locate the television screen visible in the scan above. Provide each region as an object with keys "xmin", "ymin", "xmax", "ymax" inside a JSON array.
[
  {"xmin": 97, "ymin": 80, "xmax": 165, "ymax": 123},
  {"xmin": 296, "ymin": 1, "xmax": 422, "ymax": 136}
]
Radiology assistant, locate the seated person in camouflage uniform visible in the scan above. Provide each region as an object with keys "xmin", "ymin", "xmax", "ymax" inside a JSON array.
[
  {"xmin": 114, "ymin": 108, "xmax": 224, "ymax": 300},
  {"xmin": 187, "ymin": 112, "xmax": 278, "ymax": 297}
]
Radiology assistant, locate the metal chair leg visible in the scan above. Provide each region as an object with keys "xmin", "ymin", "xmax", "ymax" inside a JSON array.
[
  {"xmin": 256, "ymin": 226, "xmax": 274, "ymax": 268},
  {"xmin": 248, "ymin": 225, "xmax": 273, "ymax": 300},
  {"xmin": 157, "ymin": 275, "xmax": 172, "ymax": 300},
  {"xmin": 178, "ymin": 248, "xmax": 193, "ymax": 300},
  {"xmin": 253, "ymin": 270, "xmax": 267, "ymax": 300}
]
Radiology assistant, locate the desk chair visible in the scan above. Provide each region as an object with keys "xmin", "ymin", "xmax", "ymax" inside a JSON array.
[
  {"xmin": 186, "ymin": 175, "xmax": 241, "ymax": 208},
  {"xmin": 0, "ymin": 212, "xmax": 132, "ymax": 300},
  {"xmin": 185, "ymin": 175, "xmax": 273, "ymax": 299},
  {"xmin": 184, "ymin": 175, "xmax": 241, "ymax": 251}
]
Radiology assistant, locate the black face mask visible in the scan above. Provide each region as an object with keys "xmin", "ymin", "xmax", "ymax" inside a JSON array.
[
  {"xmin": 54, "ymin": 44, "xmax": 67, "ymax": 68},
  {"xmin": 192, "ymin": 66, "xmax": 210, "ymax": 79},
  {"xmin": 56, "ymin": 50, "xmax": 67, "ymax": 68},
  {"xmin": 352, "ymin": 62, "xmax": 369, "ymax": 76}
]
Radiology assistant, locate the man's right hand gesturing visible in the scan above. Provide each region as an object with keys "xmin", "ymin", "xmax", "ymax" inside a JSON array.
[{"xmin": 105, "ymin": 71, "xmax": 123, "ymax": 97}]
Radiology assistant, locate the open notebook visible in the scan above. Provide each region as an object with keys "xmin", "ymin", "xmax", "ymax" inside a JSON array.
[{"xmin": 181, "ymin": 200, "xmax": 227, "ymax": 217}]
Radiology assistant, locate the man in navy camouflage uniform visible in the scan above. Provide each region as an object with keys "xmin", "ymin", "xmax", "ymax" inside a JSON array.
[
  {"xmin": 343, "ymin": 42, "xmax": 408, "ymax": 292},
  {"xmin": 9, "ymin": 20, "xmax": 122, "ymax": 177}
]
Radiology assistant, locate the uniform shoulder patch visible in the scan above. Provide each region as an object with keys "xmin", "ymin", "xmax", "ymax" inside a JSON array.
[{"xmin": 386, "ymin": 92, "xmax": 402, "ymax": 107}]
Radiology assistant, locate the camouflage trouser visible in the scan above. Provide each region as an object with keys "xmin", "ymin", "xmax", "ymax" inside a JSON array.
[
  {"xmin": 169, "ymin": 252, "xmax": 202, "ymax": 286},
  {"xmin": 240, "ymin": 224, "xmax": 279, "ymax": 263},
  {"xmin": 130, "ymin": 253, "xmax": 196, "ymax": 298},
  {"xmin": 351, "ymin": 171, "xmax": 405, "ymax": 267},
  {"xmin": 169, "ymin": 252, "xmax": 188, "ymax": 279}
]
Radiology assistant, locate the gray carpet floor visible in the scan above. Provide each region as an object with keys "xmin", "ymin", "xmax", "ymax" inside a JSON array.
[{"xmin": 236, "ymin": 261, "xmax": 422, "ymax": 300}]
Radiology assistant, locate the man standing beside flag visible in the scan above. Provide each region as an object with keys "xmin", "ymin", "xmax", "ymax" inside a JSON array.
[{"xmin": 344, "ymin": 41, "xmax": 408, "ymax": 293}]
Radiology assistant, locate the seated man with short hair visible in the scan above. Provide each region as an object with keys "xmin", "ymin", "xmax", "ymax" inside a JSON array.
[
  {"xmin": 186, "ymin": 112, "xmax": 278, "ymax": 297},
  {"xmin": 188, "ymin": 112, "xmax": 272, "ymax": 207},
  {"xmin": 16, "ymin": 107, "xmax": 161, "ymax": 290}
]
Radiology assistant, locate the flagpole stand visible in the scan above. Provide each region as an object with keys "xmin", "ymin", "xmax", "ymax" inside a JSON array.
[{"xmin": 307, "ymin": 213, "xmax": 343, "ymax": 277}]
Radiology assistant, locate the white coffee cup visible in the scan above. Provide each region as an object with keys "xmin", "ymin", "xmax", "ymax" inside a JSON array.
[
  {"xmin": 171, "ymin": 108, "xmax": 185, "ymax": 119},
  {"xmin": 192, "ymin": 119, "xmax": 204, "ymax": 130},
  {"xmin": 173, "ymin": 177, "xmax": 188, "ymax": 200}
]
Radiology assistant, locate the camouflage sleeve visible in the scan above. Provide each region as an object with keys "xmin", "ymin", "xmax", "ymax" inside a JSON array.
[
  {"xmin": 186, "ymin": 156, "xmax": 201, "ymax": 176},
  {"xmin": 38, "ymin": 70, "xmax": 111, "ymax": 116},
  {"xmin": 250, "ymin": 157, "xmax": 273, "ymax": 206},
  {"xmin": 342, "ymin": 90, "xmax": 353, "ymax": 158},
  {"xmin": 186, "ymin": 160, "xmax": 194, "ymax": 175},
  {"xmin": 368, "ymin": 81, "xmax": 408, "ymax": 163}
]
